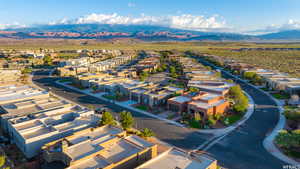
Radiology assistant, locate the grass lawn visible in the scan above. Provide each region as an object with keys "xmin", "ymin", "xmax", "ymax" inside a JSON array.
[
  {"xmin": 271, "ymin": 93, "xmax": 290, "ymax": 100},
  {"xmin": 70, "ymin": 83, "xmax": 85, "ymax": 90},
  {"xmin": 188, "ymin": 119, "xmax": 202, "ymax": 129},
  {"xmin": 167, "ymin": 113, "xmax": 177, "ymax": 120},
  {"xmin": 103, "ymin": 95, "xmax": 116, "ymax": 100},
  {"xmin": 58, "ymin": 79, "xmax": 71, "ymax": 83},
  {"xmin": 284, "ymin": 105, "xmax": 299, "ymax": 110},
  {"xmin": 261, "ymin": 87, "xmax": 269, "ymax": 91},
  {"xmin": 284, "ymin": 149, "xmax": 300, "ymax": 159},
  {"xmin": 224, "ymin": 113, "xmax": 243, "ymax": 125},
  {"xmin": 170, "ymin": 83, "xmax": 185, "ymax": 89},
  {"xmin": 135, "ymin": 105, "xmax": 148, "ymax": 111}
]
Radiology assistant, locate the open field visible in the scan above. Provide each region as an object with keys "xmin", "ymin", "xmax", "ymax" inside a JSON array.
[
  {"xmin": 205, "ymin": 48, "xmax": 300, "ymax": 77},
  {"xmin": 1, "ymin": 38, "xmax": 300, "ymax": 50},
  {"xmin": 1, "ymin": 39, "xmax": 300, "ymax": 77}
]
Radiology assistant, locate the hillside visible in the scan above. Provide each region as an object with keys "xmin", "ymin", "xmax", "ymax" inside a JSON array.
[{"xmin": 1, "ymin": 24, "xmax": 300, "ymax": 41}]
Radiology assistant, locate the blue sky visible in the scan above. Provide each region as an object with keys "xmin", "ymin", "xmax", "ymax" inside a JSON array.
[{"xmin": 1, "ymin": 0, "xmax": 300, "ymax": 33}]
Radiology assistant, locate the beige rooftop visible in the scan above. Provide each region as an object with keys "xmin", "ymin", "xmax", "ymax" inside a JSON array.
[
  {"xmin": 43, "ymin": 125, "xmax": 157, "ymax": 169},
  {"xmin": 136, "ymin": 148, "xmax": 217, "ymax": 169}
]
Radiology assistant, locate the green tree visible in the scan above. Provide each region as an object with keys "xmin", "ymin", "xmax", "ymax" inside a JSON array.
[
  {"xmin": 139, "ymin": 71, "xmax": 149, "ymax": 81},
  {"xmin": 243, "ymin": 72, "xmax": 263, "ymax": 85},
  {"xmin": 120, "ymin": 111, "xmax": 134, "ymax": 130},
  {"xmin": 21, "ymin": 67, "xmax": 32, "ymax": 74},
  {"xmin": 91, "ymin": 85, "xmax": 98, "ymax": 91},
  {"xmin": 189, "ymin": 87, "xmax": 200, "ymax": 93},
  {"xmin": 87, "ymin": 105, "xmax": 95, "ymax": 110},
  {"xmin": 139, "ymin": 128, "xmax": 155, "ymax": 138},
  {"xmin": 99, "ymin": 111, "xmax": 116, "ymax": 126},
  {"xmin": 194, "ymin": 112, "xmax": 202, "ymax": 121},
  {"xmin": 43, "ymin": 55, "xmax": 53, "ymax": 65},
  {"xmin": 284, "ymin": 110, "xmax": 300, "ymax": 121},
  {"xmin": 253, "ymin": 74, "xmax": 263, "ymax": 84},
  {"xmin": 215, "ymin": 71, "xmax": 222, "ymax": 78},
  {"xmin": 207, "ymin": 115, "xmax": 217, "ymax": 126},
  {"xmin": 225, "ymin": 79, "xmax": 234, "ymax": 83},
  {"xmin": 243, "ymin": 72, "xmax": 256, "ymax": 80},
  {"xmin": 156, "ymin": 67, "xmax": 163, "ymax": 72},
  {"xmin": 229, "ymin": 85, "xmax": 243, "ymax": 98},
  {"xmin": 161, "ymin": 64, "xmax": 167, "ymax": 71},
  {"xmin": 205, "ymin": 66, "xmax": 212, "ymax": 71},
  {"xmin": 169, "ymin": 66, "xmax": 176, "ymax": 74},
  {"xmin": 169, "ymin": 66, "xmax": 178, "ymax": 78},
  {"xmin": 229, "ymin": 85, "xmax": 249, "ymax": 113},
  {"xmin": 0, "ymin": 155, "xmax": 5, "ymax": 167}
]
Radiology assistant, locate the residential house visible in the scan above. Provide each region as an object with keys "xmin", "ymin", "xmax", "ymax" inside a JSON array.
[
  {"xmin": 42, "ymin": 125, "xmax": 157, "ymax": 169},
  {"xmin": 0, "ymin": 94, "xmax": 99, "ymax": 158},
  {"xmin": 135, "ymin": 148, "xmax": 217, "ymax": 169},
  {"xmin": 167, "ymin": 91, "xmax": 229, "ymax": 119}
]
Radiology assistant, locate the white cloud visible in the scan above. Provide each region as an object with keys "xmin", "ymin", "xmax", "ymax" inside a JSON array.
[
  {"xmin": 0, "ymin": 22, "xmax": 26, "ymax": 30},
  {"xmin": 50, "ymin": 13, "xmax": 228, "ymax": 32},
  {"xmin": 48, "ymin": 17, "xmax": 70, "ymax": 25},
  {"xmin": 128, "ymin": 2, "xmax": 136, "ymax": 7},
  {"xmin": 245, "ymin": 19, "xmax": 300, "ymax": 35},
  {"xmin": 277, "ymin": 19, "xmax": 300, "ymax": 30}
]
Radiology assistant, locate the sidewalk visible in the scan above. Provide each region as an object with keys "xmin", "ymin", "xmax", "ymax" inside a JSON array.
[
  {"xmin": 56, "ymin": 81, "xmax": 185, "ymax": 127},
  {"xmin": 202, "ymin": 59, "xmax": 300, "ymax": 165},
  {"xmin": 56, "ymin": 81, "xmax": 254, "ymax": 136},
  {"xmin": 225, "ymin": 72, "xmax": 300, "ymax": 165},
  {"xmin": 196, "ymin": 92, "xmax": 254, "ymax": 136}
]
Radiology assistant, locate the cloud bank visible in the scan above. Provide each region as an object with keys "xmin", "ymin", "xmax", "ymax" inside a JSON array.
[
  {"xmin": 246, "ymin": 19, "xmax": 300, "ymax": 35},
  {"xmin": 49, "ymin": 13, "xmax": 228, "ymax": 32},
  {"xmin": 0, "ymin": 22, "xmax": 26, "ymax": 30}
]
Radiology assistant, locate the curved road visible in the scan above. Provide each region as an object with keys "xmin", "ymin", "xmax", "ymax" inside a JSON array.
[
  {"xmin": 32, "ymin": 68, "xmax": 286, "ymax": 169},
  {"xmin": 32, "ymin": 71, "xmax": 214, "ymax": 150},
  {"xmin": 195, "ymin": 57, "xmax": 286, "ymax": 169}
]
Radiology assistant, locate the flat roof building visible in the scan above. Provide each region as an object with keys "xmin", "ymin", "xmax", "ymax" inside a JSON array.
[
  {"xmin": 0, "ymin": 85, "xmax": 49, "ymax": 105},
  {"xmin": 43, "ymin": 125, "xmax": 157, "ymax": 169},
  {"xmin": 135, "ymin": 148, "xmax": 217, "ymax": 169},
  {"xmin": 0, "ymin": 90, "xmax": 100, "ymax": 158}
]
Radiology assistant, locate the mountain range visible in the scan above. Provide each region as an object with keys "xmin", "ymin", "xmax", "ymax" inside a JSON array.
[{"xmin": 1, "ymin": 24, "xmax": 300, "ymax": 41}]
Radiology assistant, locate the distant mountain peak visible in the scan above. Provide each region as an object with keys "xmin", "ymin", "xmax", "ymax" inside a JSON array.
[{"xmin": 1, "ymin": 23, "xmax": 300, "ymax": 41}]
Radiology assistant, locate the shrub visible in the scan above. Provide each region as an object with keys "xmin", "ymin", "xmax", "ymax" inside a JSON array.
[
  {"xmin": 139, "ymin": 128, "xmax": 155, "ymax": 138},
  {"xmin": 207, "ymin": 115, "xmax": 217, "ymax": 126},
  {"xmin": 284, "ymin": 110, "xmax": 300, "ymax": 121},
  {"xmin": 189, "ymin": 118, "xmax": 202, "ymax": 129},
  {"xmin": 189, "ymin": 87, "xmax": 200, "ymax": 92},
  {"xmin": 275, "ymin": 130, "xmax": 300, "ymax": 149}
]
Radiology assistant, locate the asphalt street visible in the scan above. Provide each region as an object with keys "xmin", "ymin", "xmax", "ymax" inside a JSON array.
[
  {"xmin": 32, "ymin": 71, "xmax": 213, "ymax": 151},
  {"xmin": 195, "ymin": 57, "xmax": 287, "ymax": 169},
  {"xmin": 33, "ymin": 66, "xmax": 287, "ymax": 169}
]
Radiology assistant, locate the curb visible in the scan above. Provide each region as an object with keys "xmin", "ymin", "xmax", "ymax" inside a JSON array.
[
  {"xmin": 56, "ymin": 81, "xmax": 254, "ymax": 136},
  {"xmin": 56, "ymin": 81, "xmax": 185, "ymax": 128},
  {"xmin": 200, "ymin": 59, "xmax": 299, "ymax": 165},
  {"xmin": 196, "ymin": 92, "xmax": 254, "ymax": 136}
]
